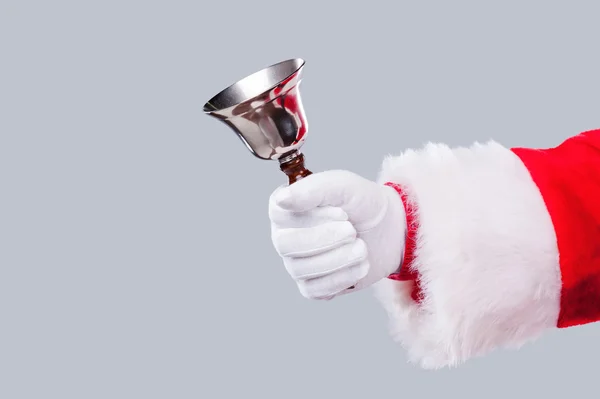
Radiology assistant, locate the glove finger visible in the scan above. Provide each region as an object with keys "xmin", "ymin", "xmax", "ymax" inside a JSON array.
[
  {"xmin": 283, "ymin": 239, "xmax": 368, "ymax": 280},
  {"xmin": 297, "ymin": 260, "xmax": 370, "ymax": 300},
  {"xmin": 269, "ymin": 204, "xmax": 348, "ymax": 228},
  {"xmin": 272, "ymin": 221, "xmax": 356, "ymax": 258}
]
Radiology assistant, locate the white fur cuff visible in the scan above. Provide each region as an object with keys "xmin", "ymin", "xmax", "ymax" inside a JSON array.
[{"xmin": 372, "ymin": 141, "xmax": 562, "ymax": 368}]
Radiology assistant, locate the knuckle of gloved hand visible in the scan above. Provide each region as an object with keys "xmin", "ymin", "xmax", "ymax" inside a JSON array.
[
  {"xmin": 284, "ymin": 255, "xmax": 332, "ymax": 280},
  {"xmin": 297, "ymin": 280, "xmax": 330, "ymax": 300},
  {"xmin": 268, "ymin": 204, "xmax": 288, "ymax": 228},
  {"xmin": 289, "ymin": 240, "xmax": 371, "ymax": 300},
  {"xmin": 270, "ymin": 229, "xmax": 290, "ymax": 256},
  {"xmin": 272, "ymin": 221, "xmax": 357, "ymax": 258},
  {"xmin": 268, "ymin": 207, "xmax": 306, "ymax": 229},
  {"xmin": 299, "ymin": 272, "xmax": 350, "ymax": 300},
  {"xmin": 292, "ymin": 235, "xmax": 366, "ymax": 279}
]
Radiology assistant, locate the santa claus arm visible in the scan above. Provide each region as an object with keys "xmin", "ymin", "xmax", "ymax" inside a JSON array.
[{"xmin": 374, "ymin": 128, "xmax": 600, "ymax": 368}]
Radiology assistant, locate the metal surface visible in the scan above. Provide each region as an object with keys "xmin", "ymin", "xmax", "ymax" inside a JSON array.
[{"xmin": 203, "ymin": 58, "xmax": 308, "ymax": 161}]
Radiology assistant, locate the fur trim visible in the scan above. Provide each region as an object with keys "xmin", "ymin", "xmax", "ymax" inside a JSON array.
[{"xmin": 372, "ymin": 141, "xmax": 562, "ymax": 369}]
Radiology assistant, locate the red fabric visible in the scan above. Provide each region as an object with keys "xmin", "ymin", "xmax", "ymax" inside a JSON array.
[
  {"xmin": 512, "ymin": 129, "xmax": 600, "ymax": 328},
  {"xmin": 384, "ymin": 182, "xmax": 423, "ymax": 302}
]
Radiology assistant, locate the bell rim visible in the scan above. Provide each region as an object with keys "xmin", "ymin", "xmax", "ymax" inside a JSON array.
[{"xmin": 203, "ymin": 58, "xmax": 305, "ymax": 114}]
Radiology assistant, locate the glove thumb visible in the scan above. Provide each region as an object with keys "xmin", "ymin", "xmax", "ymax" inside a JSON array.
[{"xmin": 274, "ymin": 170, "xmax": 388, "ymax": 232}]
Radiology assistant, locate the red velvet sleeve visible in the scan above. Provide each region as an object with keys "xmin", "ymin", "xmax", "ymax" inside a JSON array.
[{"xmin": 512, "ymin": 129, "xmax": 600, "ymax": 328}]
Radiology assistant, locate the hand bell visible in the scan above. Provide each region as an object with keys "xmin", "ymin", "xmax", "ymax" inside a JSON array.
[{"xmin": 203, "ymin": 58, "xmax": 312, "ymax": 184}]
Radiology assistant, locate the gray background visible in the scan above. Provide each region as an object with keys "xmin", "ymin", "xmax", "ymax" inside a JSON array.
[{"xmin": 1, "ymin": 1, "xmax": 599, "ymax": 398}]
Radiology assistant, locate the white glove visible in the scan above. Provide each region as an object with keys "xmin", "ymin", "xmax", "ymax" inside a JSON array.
[{"xmin": 269, "ymin": 170, "xmax": 407, "ymax": 300}]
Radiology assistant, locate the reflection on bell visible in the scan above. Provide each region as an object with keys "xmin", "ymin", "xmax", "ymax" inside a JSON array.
[{"xmin": 203, "ymin": 58, "xmax": 308, "ymax": 162}]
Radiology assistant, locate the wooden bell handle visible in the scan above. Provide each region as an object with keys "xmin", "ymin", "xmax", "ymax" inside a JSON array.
[
  {"xmin": 279, "ymin": 152, "xmax": 312, "ymax": 184},
  {"xmin": 278, "ymin": 153, "xmax": 355, "ymax": 290}
]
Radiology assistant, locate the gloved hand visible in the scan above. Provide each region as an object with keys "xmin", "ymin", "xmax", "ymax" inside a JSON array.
[{"xmin": 269, "ymin": 170, "xmax": 407, "ymax": 300}]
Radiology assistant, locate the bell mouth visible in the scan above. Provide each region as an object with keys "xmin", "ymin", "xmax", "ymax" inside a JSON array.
[{"xmin": 203, "ymin": 58, "xmax": 305, "ymax": 113}]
